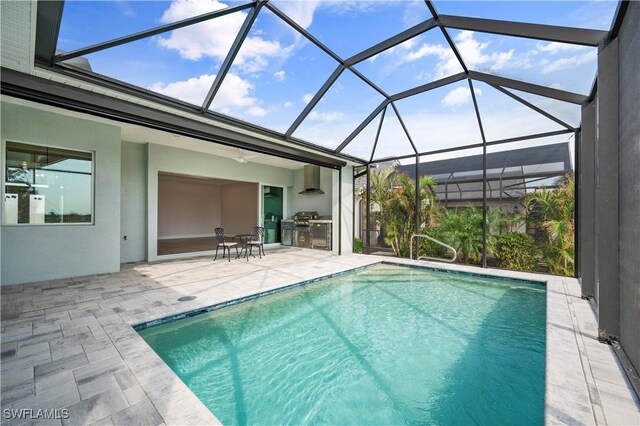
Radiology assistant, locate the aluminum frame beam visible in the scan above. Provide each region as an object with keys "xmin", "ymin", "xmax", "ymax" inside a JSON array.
[
  {"xmin": 608, "ymin": 0, "xmax": 631, "ymax": 40},
  {"xmin": 469, "ymin": 71, "xmax": 587, "ymax": 104},
  {"xmin": 201, "ymin": 3, "xmax": 263, "ymax": 112},
  {"xmin": 286, "ymin": 65, "xmax": 345, "ymax": 137},
  {"xmin": 337, "ymin": 100, "xmax": 390, "ymax": 153},
  {"xmin": 369, "ymin": 106, "xmax": 387, "ymax": 162},
  {"xmin": 424, "ymin": 1, "xmax": 468, "ymax": 73},
  {"xmin": 345, "ymin": 19, "xmax": 437, "ymax": 66},
  {"xmin": 468, "ymin": 79, "xmax": 488, "ymax": 268},
  {"xmin": 486, "ymin": 129, "xmax": 574, "ymax": 146},
  {"xmin": 490, "ymin": 84, "xmax": 576, "ymax": 130},
  {"xmin": 390, "ymin": 102, "xmax": 418, "ymax": 154},
  {"xmin": 390, "ymin": 72, "xmax": 466, "ymax": 101},
  {"xmin": 439, "ymin": 15, "xmax": 606, "ymax": 46},
  {"xmin": 429, "ymin": 171, "xmax": 568, "ymax": 187},
  {"xmin": 35, "ymin": 0, "xmax": 65, "ymax": 65},
  {"xmin": 265, "ymin": 2, "xmax": 343, "ymax": 64},
  {"xmin": 54, "ymin": 2, "xmax": 254, "ymax": 63}
]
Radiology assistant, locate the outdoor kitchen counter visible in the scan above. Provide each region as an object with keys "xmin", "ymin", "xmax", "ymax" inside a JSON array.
[{"xmin": 309, "ymin": 219, "xmax": 332, "ymax": 223}]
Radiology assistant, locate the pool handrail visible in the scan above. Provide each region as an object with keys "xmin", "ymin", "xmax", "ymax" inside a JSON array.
[{"xmin": 410, "ymin": 234, "xmax": 458, "ymax": 263}]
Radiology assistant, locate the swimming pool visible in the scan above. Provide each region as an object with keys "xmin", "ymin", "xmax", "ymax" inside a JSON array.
[{"xmin": 138, "ymin": 263, "xmax": 546, "ymax": 425}]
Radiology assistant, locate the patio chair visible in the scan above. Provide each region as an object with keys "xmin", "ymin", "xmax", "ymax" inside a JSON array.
[
  {"xmin": 247, "ymin": 226, "xmax": 265, "ymax": 259},
  {"xmin": 214, "ymin": 227, "xmax": 238, "ymax": 262}
]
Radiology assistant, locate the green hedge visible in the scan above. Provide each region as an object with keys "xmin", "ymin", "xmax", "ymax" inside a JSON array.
[{"xmin": 493, "ymin": 232, "xmax": 539, "ymax": 272}]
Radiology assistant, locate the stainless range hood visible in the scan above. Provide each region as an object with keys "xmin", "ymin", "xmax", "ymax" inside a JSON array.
[{"xmin": 298, "ymin": 165, "xmax": 325, "ymax": 195}]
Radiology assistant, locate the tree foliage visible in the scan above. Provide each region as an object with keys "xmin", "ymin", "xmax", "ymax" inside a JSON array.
[
  {"xmin": 524, "ymin": 174, "xmax": 575, "ymax": 276},
  {"xmin": 359, "ymin": 168, "xmax": 575, "ymax": 277}
]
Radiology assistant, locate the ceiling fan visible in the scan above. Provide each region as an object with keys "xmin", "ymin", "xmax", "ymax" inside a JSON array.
[{"xmin": 233, "ymin": 150, "xmax": 260, "ymax": 164}]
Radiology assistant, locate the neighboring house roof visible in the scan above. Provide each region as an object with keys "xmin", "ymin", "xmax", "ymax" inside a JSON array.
[{"xmin": 395, "ymin": 142, "xmax": 572, "ymax": 202}]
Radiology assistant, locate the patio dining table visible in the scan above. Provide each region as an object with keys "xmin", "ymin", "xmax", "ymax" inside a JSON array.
[{"xmin": 232, "ymin": 233, "xmax": 255, "ymax": 260}]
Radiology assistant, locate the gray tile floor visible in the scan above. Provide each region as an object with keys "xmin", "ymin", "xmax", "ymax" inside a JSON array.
[{"xmin": 1, "ymin": 248, "xmax": 638, "ymax": 425}]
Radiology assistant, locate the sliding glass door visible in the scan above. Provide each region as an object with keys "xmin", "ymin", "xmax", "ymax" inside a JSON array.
[{"xmin": 262, "ymin": 185, "xmax": 284, "ymax": 244}]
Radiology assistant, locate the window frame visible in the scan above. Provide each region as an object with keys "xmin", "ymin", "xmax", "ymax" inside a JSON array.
[{"xmin": 2, "ymin": 139, "xmax": 96, "ymax": 226}]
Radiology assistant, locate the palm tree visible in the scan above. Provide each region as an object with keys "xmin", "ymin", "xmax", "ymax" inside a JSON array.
[
  {"xmin": 524, "ymin": 174, "xmax": 575, "ymax": 276},
  {"xmin": 362, "ymin": 169, "xmax": 437, "ymax": 257},
  {"xmin": 433, "ymin": 206, "xmax": 484, "ymax": 264}
]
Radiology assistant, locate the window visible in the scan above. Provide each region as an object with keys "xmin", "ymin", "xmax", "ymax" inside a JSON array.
[{"xmin": 4, "ymin": 142, "xmax": 93, "ymax": 224}]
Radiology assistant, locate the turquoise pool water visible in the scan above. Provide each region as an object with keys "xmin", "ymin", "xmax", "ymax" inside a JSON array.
[{"xmin": 139, "ymin": 264, "xmax": 546, "ymax": 425}]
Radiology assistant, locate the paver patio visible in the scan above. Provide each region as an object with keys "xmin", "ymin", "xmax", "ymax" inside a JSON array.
[{"xmin": 1, "ymin": 248, "xmax": 638, "ymax": 425}]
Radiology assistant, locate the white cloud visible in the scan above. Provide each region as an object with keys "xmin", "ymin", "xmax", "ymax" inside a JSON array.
[
  {"xmin": 247, "ymin": 106, "xmax": 269, "ymax": 117},
  {"xmin": 367, "ymin": 37, "xmax": 417, "ymax": 63},
  {"xmin": 303, "ymin": 93, "xmax": 314, "ymax": 104},
  {"xmin": 276, "ymin": 0, "xmax": 321, "ymax": 29},
  {"xmin": 540, "ymin": 50, "xmax": 596, "ymax": 73},
  {"xmin": 491, "ymin": 50, "xmax": 514, "ymax": 71},
  {"xmin": 308, "ymin": 111, "xmax": 343, "ymax": 122},
  {"xmin": 536, "ymin": 42, "xmax": 590, "ymax": 55},
  {"xmin": 157, "ymin": 0, "xmax": 291, "ymax": 73},
  {"xmin": 401, "ymin": 31, "xmax": 516, "ymax": 78},
  {"xmin": 441, "ymin": 86, "xmax": 482, "ymax": 107},
  {"xmin": 274, "ymin": 70, "xmax": 286, "ymax": 82},
  {"xmin": 115, "ymin": 1, "xmax": 135, "ymax": 17},
  {"xmin": 283, "ymin": 101, "xmax": 294, "ymax": 108},
  {"xmin": 148, "ymin": 73, "xmax": 257, "ymax": 110}
]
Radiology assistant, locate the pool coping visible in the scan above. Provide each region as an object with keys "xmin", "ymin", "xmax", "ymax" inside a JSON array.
[{"xmin": 128, "ymin": 258, "xmax": 598, "ymax": 425}]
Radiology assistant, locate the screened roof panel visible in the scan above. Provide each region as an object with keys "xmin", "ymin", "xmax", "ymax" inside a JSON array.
[
  {"xmin": 272, "ymin": 0, "xmax": 429, "ymax": 58},
  {"xmin": 341, "ymin": 111, "xmax": 380, "ymax": 161},
  {"xmin": 209, "ymin": 7, "xmax": 340, "ymax": 133},
  {"xmin": 57, "ymin": 1, "xmax": 171, "ymax": 52},
  {"xmin": 433, "ymin": 1, "xmax": 618, "ymax": 30},
  {"xmin": 450, "ymin": 29, "xmax": 598, "ymax": 96},
  {"xmin": 501, "ymin": 88, "xmax": 582, "ymax": 128},
  {"xmin": 292, "ymin": 69, "xmax": 385, "ymax": 150},
  {"xmin": 51, "ymin": 0, "xmax": 612, "ymax": 163},
  {"xmin": 71, "ymin": 35, "xmax": 220, "ymax": 107},
  {"xmin": 394, "ymin": 81, "xmax": 483, "ymax": 152},
  {"xmin": 353, "ymin": 28, "xmax": 463, "ymax": 95},
  {"xmin": 473, "ymin": 81, "xmax": 566, "ymax": 142},
  {"xmin": 371, "ymin": 107, "xmax": 416, "ymax": 161}
]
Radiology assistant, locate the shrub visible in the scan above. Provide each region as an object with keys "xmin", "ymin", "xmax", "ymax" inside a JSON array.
[
  {"xmin": 354, "ymin": 238, "xmax": 364, "ymax": 254},
  {"xmin": 493, "ymin": 232, "xmax": 539, "ymax": 272},
  {"xmin": 415, "ymin": 227, "xmax": 448, "ymax": 259}
]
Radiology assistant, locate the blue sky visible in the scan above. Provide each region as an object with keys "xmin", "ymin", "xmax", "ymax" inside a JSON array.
[{"xmin": 58, "ymin": 0, "xmax": 618, "ymax": 160}]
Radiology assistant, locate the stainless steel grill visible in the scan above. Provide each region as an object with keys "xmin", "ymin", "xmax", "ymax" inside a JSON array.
[
  {"xmin": 292, "ymin": 211, "xmax": 318, "ymax": 227},
  {"xmin": 292, "ymin": 211, "xmax": 318, "ymax": 248}
]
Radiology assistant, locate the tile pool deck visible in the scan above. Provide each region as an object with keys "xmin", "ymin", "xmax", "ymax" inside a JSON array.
[{"xmin": 1, "ymin": 248, "xmax": 639, "ymax": 425}]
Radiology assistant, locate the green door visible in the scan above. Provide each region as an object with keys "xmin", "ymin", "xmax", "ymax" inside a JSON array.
[{"xmin": 262, "ymin": 186, "xmax": 283, "ymax": 244}]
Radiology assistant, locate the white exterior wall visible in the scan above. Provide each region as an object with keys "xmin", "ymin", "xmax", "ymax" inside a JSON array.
[
  {"xmin": 0, "ymin": 102, "xmax": 355, "ymax": 283},
  {"xmin": 1, "ymin": 101, "xmax": 122, "ymax": 285},
  {"xmin": 121, "ymin": 142, "xmax": 147, "ymax": 263},
  {"xmin": 290, "ymin": 167, "xmax": 333, "ymax": 216},
  {"xmin": 0, "ymin": 0, "xmax": 34, "ymax": 73}
]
